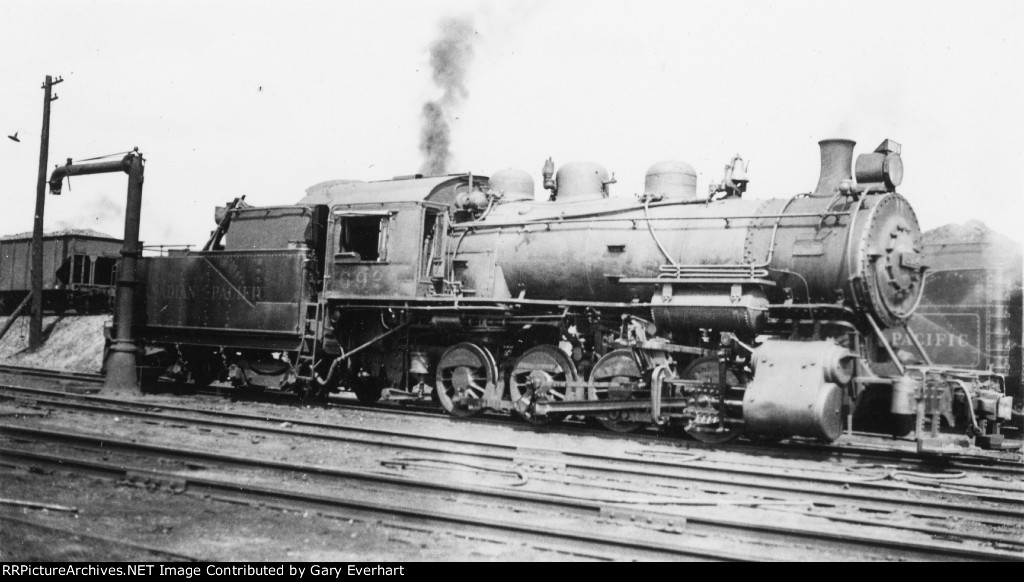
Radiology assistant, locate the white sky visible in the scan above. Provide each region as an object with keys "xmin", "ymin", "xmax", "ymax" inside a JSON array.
[{"xmin": 1, "ymin": 0, "xmax": 1021, "ymax": 246}]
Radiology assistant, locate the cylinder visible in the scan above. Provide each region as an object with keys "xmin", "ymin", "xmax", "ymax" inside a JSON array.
[
  {"xmin": 651, "ymin": 287, "xmax": 768, "ymax": 335},
  {"xmin": 743, "ymin": 340, "xmax": 850, "ymax": 441}
]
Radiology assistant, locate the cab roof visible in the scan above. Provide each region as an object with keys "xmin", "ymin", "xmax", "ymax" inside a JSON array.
[{"xmin": 299, "ymin": 174, "xmax": 483, "ymax": 207}]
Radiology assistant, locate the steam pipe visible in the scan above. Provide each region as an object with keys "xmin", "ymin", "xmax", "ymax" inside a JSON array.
[
  {"xmin": 315, "ymin": 322, "xmax": 411, "ymax": 387},
  {"xmin": 48, "ymin": 150, "xmax": 145, "ymax": 393}
]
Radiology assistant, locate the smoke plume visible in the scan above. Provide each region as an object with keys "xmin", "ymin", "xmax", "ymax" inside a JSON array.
[{"xmin": 419, "ymin": 16, "xmax": 476, "ymax": 176}]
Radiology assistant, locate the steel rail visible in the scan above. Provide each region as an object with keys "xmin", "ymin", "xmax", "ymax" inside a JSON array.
[
  {"xmin": 0, "ymin": 364, "xmax": 102, "ymax": 383},
  {"xmin": 0, "ymin": 455, "xmax": 651, "ymax": 563},
  {"xmin": 5, "ymin": 378, "xmax": 1020, "ymax": 475},
  {"xmin": 0, "ymin": 441, "xmax": 747, "ymax": 562},
  {"xmin": 8, "ymin": 383, "xmax": 1023, "ymax": 486},
  {"xmin": 1, "ymin": 375, "xmax": 1020, "ymax": 476},
  {"xmin": 4, "ymin": 434, "xmax": 1021, "ymax": 561},
  {"xmin": 3, "ymin": 391, "xmax": 1023, "ymax": 529}
]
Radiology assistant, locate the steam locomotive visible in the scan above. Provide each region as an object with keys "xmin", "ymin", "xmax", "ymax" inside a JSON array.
[{"xmin": 131, "ymin": 138, "xmax": 1015, "ymax": 450}]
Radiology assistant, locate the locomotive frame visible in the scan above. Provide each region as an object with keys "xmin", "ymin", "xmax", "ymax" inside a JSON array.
[{"xmin": 130, "ymin": 138, "xmax": 1016, "ymax": 452}]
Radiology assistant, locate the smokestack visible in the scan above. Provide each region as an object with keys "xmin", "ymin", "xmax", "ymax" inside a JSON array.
[{"xmin": 811, "ymin": 139, "xmax": 855, "ymax": 198}]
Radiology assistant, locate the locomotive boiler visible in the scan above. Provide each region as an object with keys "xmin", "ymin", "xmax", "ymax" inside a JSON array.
[{"xmin": 131, "ymin": 137, "xmax": 1015, "ymax": 450}]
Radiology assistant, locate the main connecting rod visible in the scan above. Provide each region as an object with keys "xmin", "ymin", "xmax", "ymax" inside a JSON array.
[{"xmin": 49, "ymin": 149, "xmax": 145, "ymax": 392}]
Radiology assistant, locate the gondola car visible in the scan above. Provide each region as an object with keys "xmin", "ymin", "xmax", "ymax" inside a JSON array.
[{"xmin": 0, "ymin": 230, "xmax": 120, "ymax": 315}]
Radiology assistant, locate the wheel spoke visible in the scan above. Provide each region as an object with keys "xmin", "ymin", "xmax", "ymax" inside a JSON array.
[
  {"xmin": 508, "ymin": 346, "xmax": 578, "ymax": 426},
  {"xmin": 435, "ymin": 343, "xmax": 497, "ymax": 418},
  {"xmin": 588, "ymin": 350, "xmax": 645, "ymax": 433}
]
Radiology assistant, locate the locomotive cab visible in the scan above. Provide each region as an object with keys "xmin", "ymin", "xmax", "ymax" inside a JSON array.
[{"xmin": 318, "ymin": 175, "xmax": 484, "ymax": 301}]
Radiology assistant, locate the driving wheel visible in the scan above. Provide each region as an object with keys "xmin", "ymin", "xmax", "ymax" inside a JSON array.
[
  {"xmin": 435, "ymin": 342, "xmax": 497, "ymax": 418},
  {"xmin": 508, "ymin": 345, "xmax": 578, "ymax": 426},
  {"xmin": 588, "ymin": 349, "xmax": 646, "ymax": 433}
]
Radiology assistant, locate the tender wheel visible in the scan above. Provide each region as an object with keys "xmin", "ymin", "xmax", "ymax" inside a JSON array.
[
  {"xmin": 588, "ymin": 349, "xmax": 646, "ymax": 433},
  {"xmin": 351, "ymin": 376, "xmax": 384, "ymax": 404},
  {"xmin": 189, "ymin": 355, "xmax": 221, "ymax": 388},
  {"xmin": 508, "ymin": 345, "xmax": 578, "ymax": 426},
  {"xmin": 166, "ymin": 350, "xmax": 221, "ymax": 391},
  {"xmin": 435, "ymin": 343, "xmax": 497, "ymax": 418},
  {"xmin": 680, "ymin": 356, "xmax": 743, "ymax": 444}
]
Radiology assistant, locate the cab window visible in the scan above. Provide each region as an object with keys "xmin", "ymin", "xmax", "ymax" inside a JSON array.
[{"xmin": 337, "ymin": 215, "xmax": 389, "ymax": 262}]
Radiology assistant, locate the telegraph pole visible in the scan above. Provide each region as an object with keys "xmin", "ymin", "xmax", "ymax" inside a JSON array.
[{"xmin": 29, "ymin": 74, "xmax": 63, "ymax": 349}]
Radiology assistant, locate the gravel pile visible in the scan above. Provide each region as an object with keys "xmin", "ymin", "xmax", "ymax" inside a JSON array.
[{"xmin": 0, "ymin": 315, "xmax": 108, "ymax": 372}]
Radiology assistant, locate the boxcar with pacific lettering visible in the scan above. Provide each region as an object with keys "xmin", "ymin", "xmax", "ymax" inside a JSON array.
[{"xmin": 884, "ymin": 221, "xmax": 1022, "ymax": 420}]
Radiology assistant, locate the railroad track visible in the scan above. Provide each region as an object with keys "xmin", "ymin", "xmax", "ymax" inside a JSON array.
[
  {"xmin": 1, "ymin": 362, "xmax": 1020, "ymax": 471},
  {"xmin": 1, "ymin": 443, "xmax": 727, "ymax": 561},
  {"xmin": 2, "ymin": 424, "xmax": 1020, "ymax": 561},
  {"xmin": 2, "ymin": 384, "xmax": 1023, "ymax": 560},
  {"xmin": 0, "ymin": 364, "xmax": 103, "ymax": 384},
  {"xmin": 4, "ymin": 382, "xmax": 1022, "ymax": 488}
]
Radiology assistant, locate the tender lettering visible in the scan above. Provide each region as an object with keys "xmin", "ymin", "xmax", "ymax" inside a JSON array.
[{"xmin": 157, "ymin": 283, "xmax": 263, "ymax": 303}]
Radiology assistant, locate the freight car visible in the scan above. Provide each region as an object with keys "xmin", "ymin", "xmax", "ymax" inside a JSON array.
[
  {"xmin": 132, "ymin": 138, "xmax": 1015, "ymax": 450},
  {"xmin": 0, "ymin": 230, "xmax": 120, "ymax": 315},
  {"xmin": 883, "ymin": 222, "xmax": 1023, "ymax": 429}
]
